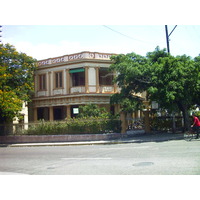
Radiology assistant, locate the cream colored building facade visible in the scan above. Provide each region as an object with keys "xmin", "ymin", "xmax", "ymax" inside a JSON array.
[{"xmin": 30, "ymin": 51, "xmax": 124, "ymax": 121}]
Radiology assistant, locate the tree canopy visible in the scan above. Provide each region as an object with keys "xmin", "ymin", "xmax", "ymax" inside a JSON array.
[
  {"xmin": 110, "ymin": 47, "xmax": 200, "ymax": 130},
  {"xmin": 110, "ymin": 52, "xmax": 149, "ymax": 113},
  {"xmin": 0, "ymin": 43, "xmax": 37, "ymax": 122}
]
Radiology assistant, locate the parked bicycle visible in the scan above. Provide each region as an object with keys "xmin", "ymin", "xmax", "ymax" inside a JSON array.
[{"xmin": 128, "ymin": 119, "xmax": 144, "ymax": 130}]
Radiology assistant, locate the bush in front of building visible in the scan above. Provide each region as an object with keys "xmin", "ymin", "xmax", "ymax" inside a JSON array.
[
  {"xmin": 150, "ymin": 116, "xmax": 183, "ymax": 132},
  {"xmin": 23, "ymin": 117, "xmax": 121, "ymax": 135}
]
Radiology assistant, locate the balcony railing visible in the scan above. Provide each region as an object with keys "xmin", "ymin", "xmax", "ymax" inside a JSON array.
[
  {"xmin": 100, "ymin": 86, "xmax": 114, "ymax": 93},
  {"xmin": 36, "ymin": 85, "xmax": 116, "ymax": 96},
  {"xmin": 70, "ymin": 86, "xmax": 86, "ymax": 94},
  {"xmin": 70, "ymin": 85, "xmax": 115, "ymax": 94}
]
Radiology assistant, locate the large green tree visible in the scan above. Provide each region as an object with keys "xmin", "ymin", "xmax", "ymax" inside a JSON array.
[
  {"xmin": 147, "ymin": 48, "xmax": 200, "ymax": 130},
  {"xmin": 0, "ymin": 43, "xmax": 37, "ymax": 123},
  {"xmin": 110, "ymin": 52, "xmax": 150, "ymax": 113},
  {"xmin": 110, "ymin": 47, "xmax": 200, "ymax": 131},
  {"xmin": 193, "ymin": 55, "xmax": 200, "ymax": 106}
]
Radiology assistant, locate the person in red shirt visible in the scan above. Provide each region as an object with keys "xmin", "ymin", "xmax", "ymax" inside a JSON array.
[{"xmin": 191, "ymin": 113, "xmax": 200, "ymax": 139}]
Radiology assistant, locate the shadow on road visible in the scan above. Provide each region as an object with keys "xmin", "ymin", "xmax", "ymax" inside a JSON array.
[{"xmin": 123, "ymin": 132, "xmax": 185, "ymax": 143}]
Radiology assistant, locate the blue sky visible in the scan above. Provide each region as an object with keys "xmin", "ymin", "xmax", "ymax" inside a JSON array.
[
  {"xmin": 2, "ymin": 25, "xmax": 200, "ymax": 60},
  {"xmin": 1, "ymin": 0, "xmax": 200, "ymax": 60}
]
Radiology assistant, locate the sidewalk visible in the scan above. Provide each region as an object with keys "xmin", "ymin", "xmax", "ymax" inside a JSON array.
[{"xmin": 1, "ymin": 131, "xmax": 185, "ymax": 147}]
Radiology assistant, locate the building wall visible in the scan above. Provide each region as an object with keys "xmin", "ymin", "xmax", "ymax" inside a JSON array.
[
  {"xmin": 30, "ymin": 51, "xmax": 118, "ymax": 121},
  {"xmin": 30, "ymin": 51, "xmax": 146, "ymax": 122}
]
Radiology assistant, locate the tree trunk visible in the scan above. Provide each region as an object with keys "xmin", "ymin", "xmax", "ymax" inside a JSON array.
[
  {"xmin": 120, "ymin": 111, "xmax": 127, "ymax": 134},
  {"xmin": 143, "ymin": 110, "xmax": 151, "ymax": 134},
  {"xmin": 172, "ymin": 111, "xmax": 176, "ymax": 133},
  {"xmin": 176, "ymin": 102, "xmax": 190, "ymax": 132},
  {"xmin": 181, "ymin": 105, "xmax": 190, "ymax": 131}
]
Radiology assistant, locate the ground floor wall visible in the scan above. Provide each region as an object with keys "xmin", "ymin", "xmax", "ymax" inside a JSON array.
[
  {"xmin": 30, "ymin": 104, "xmax": 119, "ymax": 121},
  {"xmin": 29, "ymin": 94, "xmax": 121, "ymax": 121},
  {"xmin": 29, "ymin": 94, "xmax": 146, "ymax": 133}
]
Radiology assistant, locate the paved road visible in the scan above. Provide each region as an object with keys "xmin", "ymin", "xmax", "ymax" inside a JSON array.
[{"xmin": 0, "ymin": 138, "xmax": 200, "ymax": 175}]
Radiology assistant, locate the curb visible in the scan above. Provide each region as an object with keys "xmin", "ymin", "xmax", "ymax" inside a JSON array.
[{"xmin": 1, "ymin": 133, "xmax": 185, "ymax": 147}]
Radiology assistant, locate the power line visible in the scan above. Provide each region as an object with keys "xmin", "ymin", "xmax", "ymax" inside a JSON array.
[{"xmin": 102, "ymin": 25, "xmax": 153, "ymax": 44}]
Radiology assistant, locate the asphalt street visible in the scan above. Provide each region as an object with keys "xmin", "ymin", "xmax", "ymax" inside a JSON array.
[{"xmin": 0, "ymin": 136, "xmax": 200, "ymax": 175}]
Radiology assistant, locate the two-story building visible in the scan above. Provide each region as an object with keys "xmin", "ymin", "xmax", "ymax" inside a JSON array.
[
  {"xmin": 29, "ymin": 51, "xmax": 123, "ymax": 121},
  {"xmin": 29, "ymin": 51, "xmax": 146, "ymax": 124}
]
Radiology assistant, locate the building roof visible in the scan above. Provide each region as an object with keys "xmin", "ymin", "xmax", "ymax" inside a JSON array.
[{"xmin": 37, "ymin": 51, "xmax": 117, "ymax": 67}]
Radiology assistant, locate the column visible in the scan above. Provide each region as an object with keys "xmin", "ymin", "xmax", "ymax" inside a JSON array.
[
  {"xmin": 48, "ymin": 72, "xmax": 52, "ymax": 96},
  {"xmin": 49, "ymin": 106, "xmax": 54, "ymax": 121},
  {"xmin": 66, "ymin": 69, "xmax": 70, "ymax": 94},
  {"xmin": 34, "ymin": 74, "xmax": 38, "ymax": 97},
  {"xmin": 46, "ymin": 72, "xmax": 49, "ymax": 96},
  {"xmin": 62, "ymin": 69, "xmax": 66, "ymax": 94},
  {"xmin": 49, "ymin": 71, "xmax": 54, "ymax": 96},
  {"xmin": 85, "ymin": 67, "xmax": 89, "ymax": 93},
  {"xmin": 66, "ymin": 105, "xmax": 71, "ymax": 119},
  {"xmin": 95, "ymin": 67, "xmax": 100, "ymax": 93}
]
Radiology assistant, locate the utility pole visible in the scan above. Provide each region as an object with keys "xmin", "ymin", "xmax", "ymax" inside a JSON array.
[
  {"xmin": 165, "ymin": 25, "xmax": 177, "ymax": 133},
  {"xmin": 165, "ymin": 25, "xmax": 170, "ymax": 53},
  {"xmin": 165, "ymin": 25, "xmax": 177, "ymax": 54}
]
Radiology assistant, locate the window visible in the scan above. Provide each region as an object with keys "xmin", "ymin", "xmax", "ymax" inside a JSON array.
[
  {"xmin": 39, "ymin": 74, "xmax": 46, "ymax": 90},
  {"xmin": 55, "ymin": 71, "xmax": 63, "ymax": 88},
  {"xmin": 70, "ymin": 68, "xmax": 85, "ymax": 87},
  {"xmin": 99, "ymin": 68, "xmax": 113, "ymax": 85}
]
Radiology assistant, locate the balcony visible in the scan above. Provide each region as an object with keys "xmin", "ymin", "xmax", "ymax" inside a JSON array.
[
  {"xmin": 70, "ymin": 85, "xmax": 115, "ymax": 94},
  {"xmin": 70, "ymin": 86, "xmax": 86, "ymax": 94},
  {"xmin": 100, "ymin": 86, "xmax": 114, "ymax": 93}
]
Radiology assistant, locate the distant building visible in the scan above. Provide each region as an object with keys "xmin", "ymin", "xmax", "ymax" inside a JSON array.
[
  {"xmin": 13, "ymin": 101, "xmax": 29, "ymax": 132},
  {"xmin": 13, "ymin": 101, "xmax": 28, "ymax": 124},
  {"xmin": 29, "ymin": 51, "xmax": 145, "ymax": 121}
]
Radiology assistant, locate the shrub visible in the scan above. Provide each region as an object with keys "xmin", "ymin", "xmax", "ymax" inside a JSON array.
[
  {"xmin": 23, "ymin": 117, "xmax": 121, "ymax": 135},
  {"xmin": 150, "ymin": 116, "xmax": 183, "ymax": 131}
]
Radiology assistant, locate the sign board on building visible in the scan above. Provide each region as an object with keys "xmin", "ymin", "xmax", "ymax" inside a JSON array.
[{"xmin": 73, "ymin": 108, "xmax": 79, "ymax": 114}]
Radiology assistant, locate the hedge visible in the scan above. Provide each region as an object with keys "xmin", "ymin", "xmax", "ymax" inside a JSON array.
[{"xmin": 23, "ymin": 117, "xmax": 121, "ymax": 135}]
